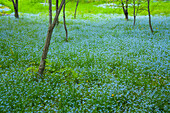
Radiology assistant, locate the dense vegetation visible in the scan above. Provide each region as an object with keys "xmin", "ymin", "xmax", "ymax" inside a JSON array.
[{"xmin": 0, "ymin": 0, "xmax": 169, "ymax": 112}]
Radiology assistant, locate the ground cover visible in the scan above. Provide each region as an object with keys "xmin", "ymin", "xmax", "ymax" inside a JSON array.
[{"xmin": 0, "ymin": 0, "xmax": 169, "ymax": 112}]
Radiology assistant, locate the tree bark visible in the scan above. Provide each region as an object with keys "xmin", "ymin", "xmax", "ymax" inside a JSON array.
[
  {"xmin": 63, "ymin": 0, "xmax": 68, "ymax": 42},
  {"xmin": 133, "ymin": 0, "xmax": 136, "ymax": 26},
  {"xmin": 56, "ymin": 0, "xmax": 59, "ymax": 24},
  {"xmin": 125, "ymin": 0, "xmax": 128, "ymax": 21},
  {"xmin": 12, "ymin": 0, "xmax": 19, "ymax": 18},
  {"xmin": 49, "ymin": 0, "xmax": 52, "ymax": 25},
  {"xmin": 74, "ymin": 0, "xmax": 79, "ymax": 19},
  {"xmin": 121, "ymin": 0, "xmax": 128, "ymax": 21},
  {"xmin": 38, "ymin": 26, "xmax": 53, "ymax": 76},
  {"xmin": 147, "ymin": 0, "xmax": 154, "ymax": 33},
  {"xmin": 38, "ymin": 0, "xmax": 65, "ymax": 76}
]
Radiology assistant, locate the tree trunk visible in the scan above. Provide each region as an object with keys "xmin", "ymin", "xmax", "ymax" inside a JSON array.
[
  {"xmin": 63, "ymin": 0, "xmax": 68, "ymax": 42},
  {"xmin": 121, "ymin": 0, "xmax": 128, "ymax": 21},
  {"xmin": 38, "ymin": 0, "xmax": 65, "ymax": 76},
  {"xmin": 56, "ymin": 0, "xmax": 59, "ymax": 24},
  {"xmin": 147, "ymin": 0, "xmax": 154, "ymax": 33},
  {"xmin": 49, "ymin": 0, "xmax": 52, "ymax": 25},
  {"xmin": 12, "ymin": 0, "xmax": 19, "ymax": 18},
  {"xmin": 125, "ymin": 0, "xmax": 128, "ymax": 21},
  {"xmin": 125, "ymin": 11, "xmax": 128, "ymax": 21},
  {"xmin": 133, "ymin": 0, "xmax": 136, "ymax": 26},
  {"xmin": 38, "ymin": 26, "xmax": 53, "ymax": 75},
  {"xmin": 74, "ymin": 0, "xmax": 79, "ymax": 19}
]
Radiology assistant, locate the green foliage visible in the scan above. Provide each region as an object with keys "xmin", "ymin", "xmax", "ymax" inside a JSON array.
[{"xmin": 1, "ymin": 0, "xmax": 170, "ymax": 16}]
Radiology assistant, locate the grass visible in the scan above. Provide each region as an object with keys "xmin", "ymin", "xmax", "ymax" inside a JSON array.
[
  {"xmin": 0, "ymin": 0, "xmax": 170, "ymax": 16},
  {"xmin": 0, "ymin": 0, "xmax": 170, "ymax": 112}
]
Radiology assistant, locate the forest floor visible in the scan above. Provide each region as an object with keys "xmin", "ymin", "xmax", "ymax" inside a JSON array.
[{"xmin": 0, "ymin": 1, "xmax": 170, "ymax": 112}]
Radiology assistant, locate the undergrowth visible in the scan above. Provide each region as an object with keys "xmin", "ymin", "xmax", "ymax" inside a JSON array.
[
  {"xmin": 0, "ymin": 0, "xmax": 170, "ymax": 112},
  {"xmin": 0, "ymin": 14, "xmax": 169, "ymax": 112}
]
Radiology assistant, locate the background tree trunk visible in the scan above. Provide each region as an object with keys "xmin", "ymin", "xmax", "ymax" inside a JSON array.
[
  {"xmin": 49, "ymin": 0, "xmax": 52, "ymax": 25},
  {"xmin": 121, "ymin": 0, "xmax": 128, "ymax": 21},
  {"xmin": 125, "ymin": 0, "xmax": 128, "ymax": 21},
  {"xmin": 133, "ymin": 0, "xmax": 136, "ymax": 26},
  {"xmin": 12, "ymin": 0, "xmax": 19, "ymax": 18},
  {"xmin": 38, "ymin": 0, "xmax": 65, "ymax": 76},
  {"xmin": 147, "ymin": 0, "xmax": 154, "ymax": 33},
  {"xmin": 56, "ymin": 0, "xmax": 59, "ymax": 24},
  {"xmin": 74, "ymin": 0, "xmax": 79, "ymax": 19},
  {"xmin": 63, "ymin": 0, "xmax": 68, "ymax": 42}
]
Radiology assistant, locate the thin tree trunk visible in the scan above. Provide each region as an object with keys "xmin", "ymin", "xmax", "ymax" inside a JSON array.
[
  {"xmin": 74, "ymin": 0, "xmax": 79, "ymax": 19},
  {"xmin": 56, "ymin": 0, "xmax": 59, "ymax": 24},
  {"xmin": 147, "ymin": 0, "xmax": 154, "ymax": 33},
  {"xmin": 38, "ymin": 0, "xmax": 65, "ymax": 76},
  {"xmin": 63, "ymin": 0, "xmax": 68, "ymax": 42},
  {"xmin": 125, "ymin": 0, "xmax": 128, "ymax": 21},
  {"xmin": 121, "ymin": 0, "xmax": 128, "ymax": 21},
  {"xmin": 133, "ymin": 0, "xmax": 136, "ymax": 26},
  {"xmin": 12, "ymin": 0, "xmax": 19, "ymax": 18},
  {"xmin": 49, "ymin": 0, "xmax": 52, "ymax": 25},
  {"xmin": 121, "ymin": 0, "xmax": 125, "ymax": 15},
  {"xmin": 38, "ymin": 26, "xmax": 53, "ymax": 76}
]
